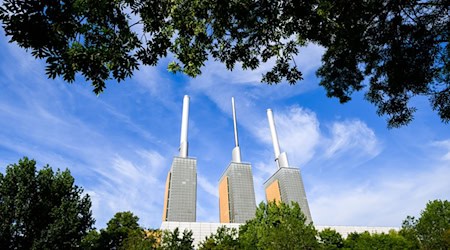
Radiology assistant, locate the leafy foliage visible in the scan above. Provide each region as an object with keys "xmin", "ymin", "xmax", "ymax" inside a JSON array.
[
  {"xmin": 319, "ymin": 228, "xmax": 344, "ymax": 249},
  {"xmin": 81, "ymin": 230, "xmax": 102, "ymax": 250},
  {"xmin": 160, "ymin": 227, "xmax": 194, "ymax": 250},
  {"xmin": 120, "ymin": 229, "xmax": 160, "ymax": 250},
  {"xmin": 0, "ymin": 157, "xmax": 94, "ymax": 249},
  {"xmin": 99, "ymin": 211, "xmax": 142, "ymax": 249},
  {"xmin": 81, "ymin": 211, "xmax": 160, "ymax": 250},
  {"xmin": 0, "ymin": 0, "xmax": 140, "ymax": 94},
  {"xmin": 198, "ymin": 226, "xmax": 239, "ymax": 250},
  {"xmin": 343, "ymin": 231, "xmax": 413, "ymax": 250},
  {"xmin": 239, "ymin": 201, "xmax": 319, "ymax": 249},
  {"xmin": 399, "ymin": 215, "xmax": 421, "ymax": 249},
  {"xmin": 316, "ymin": 1, "xmax": 450, "ymax": 127},
  {"xmin": 0, "ymin": 0, "xmax": 449, "ymax": 126},
  {"xmin": 401, "ymin": 199, "xmax": 450, "ymax": 250}
]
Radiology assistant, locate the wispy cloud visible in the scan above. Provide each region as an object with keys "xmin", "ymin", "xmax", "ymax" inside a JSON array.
[
  {"xmin": 184, "ymin": 43, "xmax": 326, "ymax": 130},
  {"xmin": 310, "ymin": 163, "xmax": 450, "ymax": 227},
  {"xmin": 309, "ymin": 137, "xmax": 450, "ymax": 227},
  {"xmin": 432, "ymin": 139, "xmax": 450, "ymax": 161},
  {"xmin": 257, "ymin": 106, "xmax": 321, "ymax": 167},
  {"xmin": 324, "ymin": 120, "xmax": 380, "ymax": 159},
  {"xmin": 198, "ymin": 174, "xmax": 218, "ymax": 198},
  {"xmin": 292, "ymin": 43, "xmax": 325, "ymax": 78},
  {"xmin": 251, "ymin": 106, "xmax": 380, "ymax": 170},
  {"xmin": 0, "ymin": 34, "xmax": 179, "ymax": 228},
  {"xmin": 87, "ymin": 151, "xmax": 168, "ymax": 228}
]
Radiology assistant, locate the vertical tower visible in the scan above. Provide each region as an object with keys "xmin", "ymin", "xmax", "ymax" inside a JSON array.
[
  {"xmin": 219, "ymin": 97, "xmax": 257, "ymax": 223},
  {"xmin": 263, "ymin": 109, "xmax": 312, "ymax": 223},
  {"xmin": 162, "ymin": 95, "xmax": 197, "ymax": 222}
]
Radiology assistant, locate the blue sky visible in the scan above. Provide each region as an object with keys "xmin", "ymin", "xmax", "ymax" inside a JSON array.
[{"xmin": 1, "ymin": 29, "xmax": 449, "ymax": 230}]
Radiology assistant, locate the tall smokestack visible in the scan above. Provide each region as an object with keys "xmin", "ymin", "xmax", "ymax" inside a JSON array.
[
  {"xmin": 267, "ymin": 109, "xmax": 289, "ymax": 168},
  {"xmin": 231, "ymin": 97, "xmax": 242, "ymax": 162},
  {"xmin": 179, "ymin": 95, "xmax": 190, "ymax": 158}
]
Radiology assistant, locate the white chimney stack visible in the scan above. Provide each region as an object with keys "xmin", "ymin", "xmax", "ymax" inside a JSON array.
[
  {"xmin": 267, "ymin": 109, "xmax": 289, "ymax": 168},
  {"xmin": 179, "ymin": 95, "xmax": 190, "ymax": 158},
  {"xmin": 231, "ymin": 97, "xmax": 242, "ymax": 163}
]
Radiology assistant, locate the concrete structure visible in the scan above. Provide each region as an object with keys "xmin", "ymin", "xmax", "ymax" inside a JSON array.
[
  {"xmin": 162, "ymin": 95, "xmax": 197, "ymax": 222},
  {"xmin": 264, "ymin": 109, "xmax": 312, "ymax": 223},
  {"xmin": 219, "ymin": 98, "xmax": 256, "ymax": 223},
  {"xmin": 160, "ymin": 221, "xmax": 400, "ymax": 248}
]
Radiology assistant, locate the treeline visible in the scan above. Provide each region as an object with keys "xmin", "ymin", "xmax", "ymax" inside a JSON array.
[{"xmin": 1, "ymin": 158, "xmax": 449, "ymax": 249}]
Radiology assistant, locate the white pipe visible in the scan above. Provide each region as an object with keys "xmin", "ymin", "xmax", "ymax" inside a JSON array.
[
  {"xmin": 231, "ymin": 97, "xmax": 241, "ymax": 163},
  {"xmin": 267, "ymin": 109, "xmax": 281, "ymax": 160},
  {"xmin": 232, "ymin": 97, "xmax": 239, "ymax": 147},
  {"xmin": 179, "ymin": 95, "xmax": 189, "ymax": 157}
]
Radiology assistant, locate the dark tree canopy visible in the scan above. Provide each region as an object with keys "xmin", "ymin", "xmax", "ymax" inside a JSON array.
[
  {"xmin": 0, "ymin": 157, "xmax": 94, "ymax": 249},
  {"xmin": 0, "ymin": 0, "xmax": 449, "ymax": 127}
]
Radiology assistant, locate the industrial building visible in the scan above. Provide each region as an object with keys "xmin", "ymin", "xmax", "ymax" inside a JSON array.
[
  {"xmin": 263, "ymin": 109, "xmax": 312, "ymax": 223},
  {"xmin": 159, "ymin": 97, "xmax": 398, "ymax": 248},
  {"xmin": 218, "ymin": 98, "xmax": 257, "ymax": 223},
  {"xmin": 162, "ymin": 95, "xmax": 197, "ymax": 222}
]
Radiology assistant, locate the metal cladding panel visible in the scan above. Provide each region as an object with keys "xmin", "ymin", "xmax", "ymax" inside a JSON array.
[
  {"xmin": 219, "ymin": 162, "xmax": 257, "ymax": 223},
  {"xmin": 264, "ymin": 167, "xmax": 312, "ymax": 223},
  {"xmin": 218, "ymin": 177, "xmax": 230, "ymax": 223},
  {"xmin": 165, "ymin": 157, "xmax": 197, "ymax": 222}
]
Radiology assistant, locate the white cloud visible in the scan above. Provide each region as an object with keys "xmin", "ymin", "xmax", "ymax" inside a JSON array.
[
  {"xmin": 87, "ymin": 151, "xmax": 168, "ymax": 228},
  {"xmin": 309, "ymin": 137, "xmax": 450, "ymax": 227},
  {"xmin": 310, "ymin": 163, "xmax": 450, "ymax": 227},
  {"xmin": 292, "ymin": 43, "xmax": 325, "ymax": 77},
  {"xmin": 275, "ymin": 107, "xmax": 321, "ymax": 167},
  {"xmin": 196, "ymin": 203, "xmax": 218, "ymax": 223},
  {"xmin": 252, "ymin": 106, "xmax": 381, "ymax": 170},
  {"xmin": 0, "ymin": 40, "xmax": 175, "ymax": 228},
  {"xmin": 198, "ymin": 174, "xmax": 218, "ymax": 198},
  {"xmin": 322, "ymin": 120, "xmax": 381, "ymax": 166},
  {"xmin": 432, "ymin": 139, "xmax": 450, "ymax": 161},
  {"xmin": 252, "ymin": 161, "xmax": 275, "ymax": 204},
  {"xmin": 193, "ymin": 42, "xmax": 324, "ymax": 86},
  {"xmin": 253, "ymin": 106, "xmax": 321, "ymax": 168},
  {"xmin": 184, "ymin": 42, "xmax": 326, "ymax": 134}
]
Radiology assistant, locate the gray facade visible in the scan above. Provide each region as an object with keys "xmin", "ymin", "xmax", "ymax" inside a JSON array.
[
  {"xmin": 164, "ymin": 157, "xmax": 197, "ymax": 222},
  {"xmin": 219, "ymin": 162, "xmax": 257, "ymax": 223},
  {"xmin": 264, "ymin": 167, "xmax": 312, "ymax": 223}
]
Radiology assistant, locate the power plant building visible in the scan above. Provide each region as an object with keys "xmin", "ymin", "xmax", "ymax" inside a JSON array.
[
  {"xmin": 264, "ymin": 109, "xmax": 312, "ymax": 223},
  {"xmin": 219, "ymin": 98, "xmax": 256, "ymax": 223},
  {"xmin": 161, "ymin": 97, "xmax": 310, "ymax": 224},
  {"xmin": 159, "ymin": 97, "xmax": 398, "ymax": 247},
  {"xmin": 162, "ymin": 95, "xmax": 197, "ymax": 222}
]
